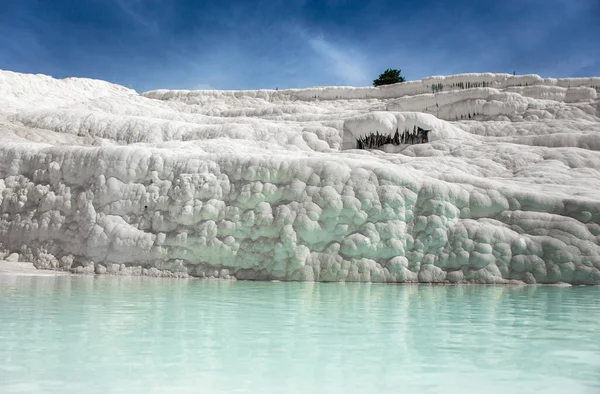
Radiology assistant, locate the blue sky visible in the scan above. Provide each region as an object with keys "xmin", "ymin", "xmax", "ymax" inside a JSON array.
[{"xmin": 1, "ymin": 0, "xmax": 599, "ymax": 92}]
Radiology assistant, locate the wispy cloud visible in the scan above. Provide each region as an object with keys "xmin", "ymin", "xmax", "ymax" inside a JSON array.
[
  {"xmin": 112, "ymin": 0, "xmax": 160, "ymax": 32},
  {"xmin": 572, "ymin": 60, "xmax": 600, "ymax": 77},
  {"xmin": 191, "ymin": 83, "xmax": 215, "ymax": 90},
  {"xmin": 1, "ymin": 0, "xmax": 598, "ymax": 92},
  {"xmin": 306, "ymin": 35, "xmax": 370, "ymax": 86}
]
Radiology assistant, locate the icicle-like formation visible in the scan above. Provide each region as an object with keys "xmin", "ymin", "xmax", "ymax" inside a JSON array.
[{"xmin": 355, "ymin": 127, "xmax": 430, "ymax": 149}]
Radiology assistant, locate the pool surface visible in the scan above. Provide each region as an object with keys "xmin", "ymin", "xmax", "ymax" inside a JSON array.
[{"xmin": 1, "ymin": 275, "xmax": 599, "ymax": 393}]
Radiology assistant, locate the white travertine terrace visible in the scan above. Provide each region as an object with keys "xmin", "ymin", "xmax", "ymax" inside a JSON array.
[{"xmin": 1, "ymin": 70, "xmax": 599, "ymax": 283}]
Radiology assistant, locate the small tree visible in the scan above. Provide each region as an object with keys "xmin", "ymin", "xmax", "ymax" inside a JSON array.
[{"xmin": 373, "ymin": 68, "xmax": 405, "ymax": 87}]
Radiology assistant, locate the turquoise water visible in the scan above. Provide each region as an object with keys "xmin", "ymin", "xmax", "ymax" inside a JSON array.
[{"xmin": 0, "ymin": 276, "xmax": 599, "ymax": 394}]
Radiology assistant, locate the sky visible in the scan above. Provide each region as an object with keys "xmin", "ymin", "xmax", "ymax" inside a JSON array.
[{"xmin": 0, "ymin": 0, "xmax": 599, "ymax": 92}]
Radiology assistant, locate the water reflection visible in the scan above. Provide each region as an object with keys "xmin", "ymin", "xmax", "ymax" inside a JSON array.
[{"xmin": 1, "ymin": 277, "xmax": 599, "ymax": 394}]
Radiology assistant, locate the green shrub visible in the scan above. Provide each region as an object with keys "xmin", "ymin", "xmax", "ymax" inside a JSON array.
[{"xmin": 373, "ymin": 68, "xmax": 406, "ymax": 87}]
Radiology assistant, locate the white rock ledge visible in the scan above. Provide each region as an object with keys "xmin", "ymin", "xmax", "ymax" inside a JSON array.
[{"xmin": 0, "ymin": 260, "xmax": 69, "ymax": 276}]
